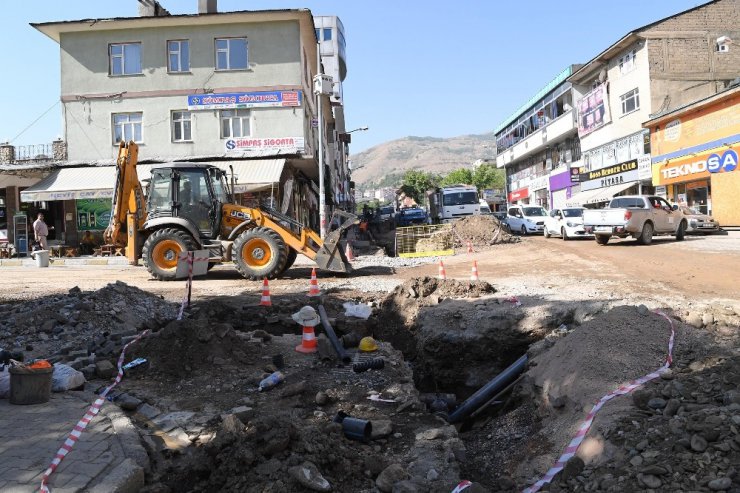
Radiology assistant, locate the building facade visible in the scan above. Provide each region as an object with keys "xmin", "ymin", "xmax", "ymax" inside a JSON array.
[{"xmin": 645, "ymin": 84, "xmax": 740, "ymax": 226}]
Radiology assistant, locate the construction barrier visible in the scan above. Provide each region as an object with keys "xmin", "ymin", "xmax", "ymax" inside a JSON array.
[{"xmin": 395, "ymin": 223, "xmax": 454, "ymax": 258}]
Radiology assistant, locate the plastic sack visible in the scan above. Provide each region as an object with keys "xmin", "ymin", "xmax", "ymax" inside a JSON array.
[
  {"xmin": 0, "ymin": 371, "xmax": 9, "ymax": 399},
  {"xmin": 51, "ymin": 363, "xmax": 86, "ymax": 392},
  {"xmin": 343, "ymin": 302, "xmax": 372, "ymax": 320}
]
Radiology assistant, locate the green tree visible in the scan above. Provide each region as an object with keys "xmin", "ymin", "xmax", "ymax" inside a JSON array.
[
  {"xmin": 400, "ymin": 170, "xmax": 438, "ymax": 204},
  {"xmin": 439, "ymin": 168, "xmax": 474, "ymax": 187},
  {"xmin": 472, "ymin": 164, "xmax": 505, "ymax": 191}
]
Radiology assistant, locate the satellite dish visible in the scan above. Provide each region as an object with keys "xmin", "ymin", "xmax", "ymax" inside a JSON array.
[{"xmin": 598, "ymin": 68, "xmax": 607, "ymax": 83}]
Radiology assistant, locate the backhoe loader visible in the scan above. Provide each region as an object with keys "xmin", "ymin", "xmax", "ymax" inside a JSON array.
[{"xmin": 104, "ymin": 141, "xmax": 356, "ymax": 281}]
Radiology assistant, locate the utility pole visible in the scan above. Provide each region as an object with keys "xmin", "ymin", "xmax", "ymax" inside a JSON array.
[{"xmin": 313, "ymin": 46, "xmax": 333, "ymax": 239}]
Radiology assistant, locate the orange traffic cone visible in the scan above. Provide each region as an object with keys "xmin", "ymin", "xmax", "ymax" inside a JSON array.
[
  {"xmin": 470, "ymin": 260, "xmax": 479, "ymax": 281},
  {"xmin": 308, "ymin": 268, "xmax": 321, "ymax": 297},
  {"xmin": 467, "ymin": 241, "xmax": 473, "ymax": 254},
  {"xmin": 438, "ymin": 260, "xmax": 447, "ymax": 281},
  {"xmin": 345, "ymin": 242, "xmax": 355, "ymax": 261},
  {"xmin": 260, "ymin": 278, "xmax": 272, "ymax": 306},
  {"xmin": 295, "ymin": 325, "xmax": 318, "ymax": 353}
]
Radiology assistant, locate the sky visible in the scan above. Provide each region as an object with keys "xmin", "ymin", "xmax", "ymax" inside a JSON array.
[{"xmin": 0, "ymin": 0, "xmax": 706, "ymax": 153}]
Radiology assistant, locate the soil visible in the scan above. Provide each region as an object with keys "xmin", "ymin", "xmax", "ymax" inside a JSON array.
[{"xmin": 451, "ymin": 215, "xmax": 519, "ymax": 247}]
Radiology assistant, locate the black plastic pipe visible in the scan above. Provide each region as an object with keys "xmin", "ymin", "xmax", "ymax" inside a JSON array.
[
  {"xmin": 318, "ymin": 305, "xmax": 352, "ymax": 364},
  {"xmin": 447, "ymin": 354, "xmax": 528, "ymax": 424}
]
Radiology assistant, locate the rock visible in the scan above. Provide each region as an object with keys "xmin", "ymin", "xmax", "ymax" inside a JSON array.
[
  {"xmin": 723, "ymin": 390, "xmax": 740, "ymax": 405},
  {"xmin": 40, "ymin": 319, "xmax": 56, "ymax": 333},
  {"xmin": 289, "ymin": 461, "xmax": 332, "ymax": 492},
  {"xmin": 376, "ymin": 464, "xmax": 409, "ymax": 493},
  {"xmin": 415, "ymin": 427, "xmax": 455, "ymax": 441},
  {"xmin": 213, "ymin": 323, "xmax": 233, "ymax": 338},
  {"xmin": 685, "ymin": 312, "xmax": 703, "ymax": 328},
  {"xmin": 702, "ymin": 312, "xmax": 714, "ymax": 326},
  {"xmin": 708, "ymin": 477, "xmax": 732, "ymax": 491},
  {"xmin": 647, "ymin": 397, "xmax": 667, "ymax": 410},
  {"xmin": 635, "ymin": 439, "xmax": 648, "ymax": 451},
  {"xmin": 663, "ymin": 399, "xmax": 681, "ymax": 417},
  {"xmin": 629, "ymin": 456, "xmax": 644, "ymax": 467},
  {"xmin": 95, "ymin": 360, "xmax": 116, "ymax": 379},
  {"xmin": 196, "ymin": 325, "xmax": 213, "ymax": 343},
  {"xmin": 659, "ymin": 369, "xmax": 674, "ymax": 380},
  {"xmin": 371, "ymin": 420, "xmax": 393, "ymax": 440},
  {"xmin": 426, "ymin": 469, "xmax": 439, "ymax": 481},
  {"xmin": 632, "ymin": 389, "xmax": 652, "ymax": 410},
  {"xmin": 220, "ymin": 414, "xmax": 244, "ymax": 435},
  {"xmin": 116, "ymin": 393, "xmax": 142, "ymax": 411},
  {"xmin": 561, "ymin": 456, "xmax": 584, "ymax": 481},
  {"xmin": 639, "ymin": 474, "xmax": 662, "ymax": 489},
  {"xmin": 641, "ymin": 465, "xmax": 667, "ymax": 475},
  {"xmin": 280, "ymin": 381, "xmax": 307, "ymax": 398},
  {"xmin": 393, "ymin": 480, "xmax": 424, "ymax": 492},
  {"xmin": 637, "ymin": 304, "xmax": 649, "ymax": 316},
  {"xmin": 315, "ymin": 392, "xmax": 329, "ymax": 406},
  {"xmin": 229, "ymin": 406, "xmax": 254, "ymax": 423},
  {"xmin": 137, "ymin": 403, "xmax": 161, "ymax": 420},
  {"xmin": 690, "ymin": 434, "xmax": 708, "ymax": 452}
]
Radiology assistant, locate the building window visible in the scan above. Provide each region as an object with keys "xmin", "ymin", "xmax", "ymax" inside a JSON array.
[
  {"xmin": 220, "ymin": 109, "xmax": 250, "ymax": 138},
  {"xmin": 168, "ymin": 40, "xmax": 190, "ymax": 73},
  {"xmin": 215, "ymin": 38, "xmax": 248, "ymax": 70},
  {"xmin": 323, "ymin": 28, "xmax": 332, "ymax": 41},
  {"xmin": 109, "ymin": 43, "xmax": 142, "ymax": 76},
  {"xmin": 620, "ymin": 88, "xmax": 640, "ymax": 115},
  {"xmin": 172, "ymin": 111, "xmax": 192, "ymax": 142},
  {"xmin": 113, "ymin": 113, "xmax": 143, "ymax": 144},
  {"xmin": 618, "ymin": 50, "xmax": 636, "ymax": 75},
  {"xmin": 314, "ymin": 28, "xmax": 320, "ymax": 40}
]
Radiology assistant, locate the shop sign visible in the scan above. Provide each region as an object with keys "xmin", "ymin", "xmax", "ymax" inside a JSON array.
[
  {"xmin": 530, "ymin": 176, "xmax": 549, "ymax": 191},
  {"xmin": 655, "ymin": 185, "xmax": 667, "ymax": 197},
  {"xmin": 570, "ymin": 166, "xmax": 585, "ymax": 183},
  {"xmin": 578, "ymin": 160, "xmax": 638, "ymax": 182},
  {"xmin": 580, "ymin": 160, "xmax": 640, "ymax": 192},
  {"xmin": 653, "ymin": 145, "xmax": 737, "ymax": 185},
  {"xmin": 76, "ymin": 199, "xmax": 112, "ymax": 231},
  {"xmin": 508, "ymin": 187, "xmax": 529, "ymax": 202},
  {"xmin": 637, "ymin": 155, "xmax": 652, "ymax": 180},
  {"xmin": 188, "ymin": 90, "xmax": 302, "ymax": 110},
  {"xmin": 225, "ymin": 137, "xmax": 305, "ymax": 153},
  {"xmin": 577, "ymin": 83, "xmax": 612, "ymax": 138}
]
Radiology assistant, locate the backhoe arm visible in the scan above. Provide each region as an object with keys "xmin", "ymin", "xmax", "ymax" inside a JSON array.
[{"xmin": 104, "ymin": 141, "xmax": 146, "ymax": 246}]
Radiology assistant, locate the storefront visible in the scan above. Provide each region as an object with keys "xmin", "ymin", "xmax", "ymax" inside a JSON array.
[
  {"xmin": 508, "ymin": 187, "xmax": 529, "ymax": 204},
  {"xmin": 548, "ymin": 165, "xmax": 578, "ymax": 210},
  {"xmin": 646, "ymin": 85, "xmax": 740, "ymax": 226},
  {"xmin": 529, "ymin": 176, "xmax": 549, "ymax": 209},
  {"xmin": 566, "ymin": 157, "xmax": 652, "ymax": 207}
]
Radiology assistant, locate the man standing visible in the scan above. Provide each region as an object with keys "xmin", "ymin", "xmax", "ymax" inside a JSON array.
[{"xmin": 33, "ymin": 212, "xmax": 49, "ymax": 250}]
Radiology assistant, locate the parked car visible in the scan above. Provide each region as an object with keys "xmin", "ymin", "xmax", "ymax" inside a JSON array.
[
  {"xmin": 395, "ymin": 207, "xmax": 428, "ymax": 227},
  {"xmin": 583, "ymin": 195, "xmax": 687, "ymax": 245},
  {"xmin": 678, "ymin": 206, "xmax": 720, "ymax": 233},
  {"xmin": 378, "ymin": 206, "xmax": 395, "ymax": 221},
  {"xmin": 507, "ymin": 205, "xmax": 547, "ymax": 235},
  {"xmin": 544, "ymin": 207, "xmax": 591, "ymax": 240},
  {"xmin": 479, "ymin": 199, "xmax": 492, "ymax": 215}
]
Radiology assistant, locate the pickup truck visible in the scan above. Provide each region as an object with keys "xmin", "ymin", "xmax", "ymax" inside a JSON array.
[{"xmin": 583, "ymin": 195, "xmax": 687, "ymax": 245}]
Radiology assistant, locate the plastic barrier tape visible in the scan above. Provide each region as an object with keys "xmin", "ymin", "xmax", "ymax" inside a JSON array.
[{"xmin": 521, "ymin": 310, "xmax": 675, "ymax": 493}]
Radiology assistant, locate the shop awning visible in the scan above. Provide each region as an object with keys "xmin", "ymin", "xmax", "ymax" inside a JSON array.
[
  {"xmin": 565, "ymin": 188, "xmax": 598, "ymax": 207},
  {"xmin": 20, "ymin": 167, "xmax": 116, "ymax": 202},
  {"xmin": 20, "ymin": 159, "xmax": 286, "ymax": 202},
  {"xmin": 583, "ymin": 182, "xmax": 635, "ymax": 205}
]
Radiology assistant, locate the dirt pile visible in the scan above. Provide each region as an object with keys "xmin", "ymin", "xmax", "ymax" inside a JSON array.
[{"xmin": 451, "ymin": 215, "xmax": 519, "ymax": 247}]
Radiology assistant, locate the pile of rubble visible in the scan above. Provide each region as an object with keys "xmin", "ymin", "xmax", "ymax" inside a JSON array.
[{"xmin": 451, "ymin": 215, "xmax": 519, "ymax": 247}]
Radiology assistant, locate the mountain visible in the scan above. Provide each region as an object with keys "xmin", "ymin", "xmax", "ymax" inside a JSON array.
[{"xmin": 350, "ymin": 133, "xmax": 496, "ymax": 188}]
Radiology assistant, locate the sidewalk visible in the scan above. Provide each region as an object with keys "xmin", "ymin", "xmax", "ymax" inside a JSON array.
[
  {"xmin": 0, "ymin": 390, "xmax": 148, "ymax": 493},
  {"xmin": 0, "ymin": 257, "xmax": 130, "ymax": 267}
]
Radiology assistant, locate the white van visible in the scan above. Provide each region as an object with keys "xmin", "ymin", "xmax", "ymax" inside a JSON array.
[
  {"xmin": 507, "ymin": 205, "xmax": 547, "ymax": 235},
  {"xmin": 479, "ymin": 200, "xmax": 492, "ymax": 215}
]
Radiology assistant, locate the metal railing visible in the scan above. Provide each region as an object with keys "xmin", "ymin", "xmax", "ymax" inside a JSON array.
[
  {"xmin": 14, "ymin": 144, "xmax": 54, "ymax": 162},
  {"xmin": 395, "ymin": 223, "xmax": 454, "ymax": 258}
]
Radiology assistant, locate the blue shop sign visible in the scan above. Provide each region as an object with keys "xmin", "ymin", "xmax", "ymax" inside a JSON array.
[{"xmin": 187, "ymin": 90, "xmax": 302, "ymax": 110}]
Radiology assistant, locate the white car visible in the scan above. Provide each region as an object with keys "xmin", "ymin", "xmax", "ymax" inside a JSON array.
[
  {"xmin": 507, "ymin": 205, "xmax": 547, "ymax": 235},
  {"xmin": 678, "ymin": 206, "xmax": 720, "ymax": 234},
  {"xmin": 544, "ymin": 207, "xmax": 592, "ymax": 240}
]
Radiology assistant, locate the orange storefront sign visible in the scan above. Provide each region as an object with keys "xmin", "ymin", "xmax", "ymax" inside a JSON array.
[{"xmin": 653, "ymin": 144, "xmax": 737, "ymax": 185}]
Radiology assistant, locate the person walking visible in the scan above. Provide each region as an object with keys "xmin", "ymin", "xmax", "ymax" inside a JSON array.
[{"xmin": 33, "ymin": 213, "xmax": 49, "ymax": 250}]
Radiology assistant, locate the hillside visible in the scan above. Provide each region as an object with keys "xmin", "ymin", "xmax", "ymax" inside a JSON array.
[{"xmin": 350, "ymin": 133, "xmax": 496, "ymax": 188}]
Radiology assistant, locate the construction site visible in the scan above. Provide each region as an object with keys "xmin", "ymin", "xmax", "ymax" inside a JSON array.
[{"xmin": 1, "ymin": 213, "xmax": 739, "ymax": 493}]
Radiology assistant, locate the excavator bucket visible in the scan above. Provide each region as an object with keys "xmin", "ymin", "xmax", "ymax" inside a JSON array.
[{"xmin": 315, "ymin": 211, "xmax": 360, "ymax": 274}]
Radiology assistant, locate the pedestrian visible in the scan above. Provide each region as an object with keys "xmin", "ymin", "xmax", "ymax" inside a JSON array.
[
  {"xmin": 80, "ymin": 230, "xmax": 97, "ymax": 255},
  {"xmin": 33, "ymin": 213, "xmax": 49, "ymax": 250}
]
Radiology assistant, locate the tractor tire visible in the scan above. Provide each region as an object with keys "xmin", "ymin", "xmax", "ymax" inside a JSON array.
[
  {"xmin": 142, "ymin": 228, "xmax": 198, "ymax": 281},
  {"xmin": 234, "ymin": 227, "xmax": 288, "ymax": 280},
  {"xmin": 278, "ymin": 248, "xmax": 298, "ymax": 275},
  {"xmin": 638, "ymin": 222, "xmax": 654, "ymax": 245}
]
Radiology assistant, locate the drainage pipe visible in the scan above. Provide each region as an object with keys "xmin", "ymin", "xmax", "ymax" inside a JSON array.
[
  {"xmin": 318, "ymin": 305, "xmax": 352, "ymax": 364},
  {"xmin": 447, "ymin": 354, "xmax": 528, "ymax": 424}
]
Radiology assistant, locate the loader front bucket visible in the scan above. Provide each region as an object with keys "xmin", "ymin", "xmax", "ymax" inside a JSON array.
[{"xmin": 315, "ymin": 211, "xmax": 359, "ymax": 274}]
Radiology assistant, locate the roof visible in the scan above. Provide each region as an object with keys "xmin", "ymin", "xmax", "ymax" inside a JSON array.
[
  {"xmin": 32, "ymin": 9, "xmax": 314, "ymax": 43},
  {"xmin": 495, "ymin": 65, "xmax": 578, "ymax": 134},
  {"xmin": 569, "ymin": 0, "xmax": 721, "ymax": 83},
  {"xmin": 643, "ymin": 83, "xmax": 740, "ymax": 127}
]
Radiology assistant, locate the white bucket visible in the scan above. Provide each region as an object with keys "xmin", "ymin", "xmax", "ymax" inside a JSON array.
[{"xmin": 33, "ymin": 250, "xmax": 50, "ymax": 268}]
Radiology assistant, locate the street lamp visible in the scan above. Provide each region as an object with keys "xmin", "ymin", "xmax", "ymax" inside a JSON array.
[{"xmin": 346, "ymin": 126, "xmax": 369, "ymax": 133}]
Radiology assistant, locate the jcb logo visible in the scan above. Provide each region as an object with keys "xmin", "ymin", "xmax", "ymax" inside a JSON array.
[{"xmin": 230, "ymin": 210, "xmax": 251, "ymax": 220}]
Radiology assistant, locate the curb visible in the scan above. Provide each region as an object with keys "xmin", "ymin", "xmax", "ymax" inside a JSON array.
[
  {"xmin": 0, "ymin": 258, "xmax": 130, "ymax": 267},
  {"xmin": 87, "ymin": 458, "xmax": 144, "ymax": 493}
]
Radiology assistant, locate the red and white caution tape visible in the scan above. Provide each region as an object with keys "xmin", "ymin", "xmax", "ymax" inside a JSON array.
[
  {"xmin": 40, "ymin": 253, "xmax": 202, "ymax": 491},
  {"xmin": 505, "ymin": 296, "xmax": 522, "ymax": 307},
  {"xmin": 451, "ymin": 480, "xmax": 472, "ymax": 492},
  {"xmin": 522, "ymin": 310, "xmax": 676, "ymax": 493}
]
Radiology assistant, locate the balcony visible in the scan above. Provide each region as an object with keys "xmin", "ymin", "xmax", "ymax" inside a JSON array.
[
  {"xmin": 0, "ymin": 140, "xmax": 67, "ymax": 165},
  {"xmin": 496, "ymin": 110, "xmax": 576, "ymax": 168}
]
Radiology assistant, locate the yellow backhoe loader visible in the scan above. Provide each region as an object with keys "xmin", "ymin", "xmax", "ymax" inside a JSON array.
[{"xmin": 104, "ymin": 141, "xmax": 357, "ymax": 281}]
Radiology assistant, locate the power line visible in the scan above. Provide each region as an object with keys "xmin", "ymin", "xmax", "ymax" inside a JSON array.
[{"xmin": 9, "ymin": 101, "xmax": 60, "ymax": 144}]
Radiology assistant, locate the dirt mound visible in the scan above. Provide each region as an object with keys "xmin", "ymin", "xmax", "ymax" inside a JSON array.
[
  {"xmin": 451, "ymin": 215, "xmax": 519, "ymax": 247},
  {"xmin": 391, "ymin": 276, "xmax": 496, "ymax": 301}
]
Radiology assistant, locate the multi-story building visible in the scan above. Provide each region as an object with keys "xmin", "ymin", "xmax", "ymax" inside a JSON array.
[
  {"xmin": 495, "ymin": 65, "xmax": 583, "ymax": 209},
  {"xmin": 13, "ymin": 1, "xmax": 350, "ymax": 247},
  {"xmin": 566, "ymin": 0, "xmax": 739, "ymax": 207}
]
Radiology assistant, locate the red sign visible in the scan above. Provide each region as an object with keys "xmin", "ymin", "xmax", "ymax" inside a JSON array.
[{"xmin": 508, "ymin": 187, "xmax": 529, "ymax": 202}]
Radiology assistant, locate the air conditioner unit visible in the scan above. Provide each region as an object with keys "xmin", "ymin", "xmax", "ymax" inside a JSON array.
[{"xmin": 718, "ymin": 43, "xmax": 730, "ymax": 53}]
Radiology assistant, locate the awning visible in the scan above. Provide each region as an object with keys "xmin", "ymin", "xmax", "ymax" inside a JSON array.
[
  {"xmin": 583, "ymin": 182, "xmax": 635, "ymax": 205},
  {"xmin": 565, "ymin": 188, "xmax": 598, "ymax": 207},
  {"xmin": 20, "ymin": 159, "xmax": 286, "ymax": 202}
]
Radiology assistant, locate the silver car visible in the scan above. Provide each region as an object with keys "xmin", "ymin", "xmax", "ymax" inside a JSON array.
[{"xmin": 679, "ymin": 206, "xmax": 720, "ymax": 233}]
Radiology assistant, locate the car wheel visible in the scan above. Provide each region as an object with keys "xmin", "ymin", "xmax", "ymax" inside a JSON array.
[
  {"xmin": 561, "ymin": 227, "xmax": 569, "ymax": 241},
  {"xmin": 595, "ymin": 235, "xmax": 609, "ymax": 246},
  {"xmin": 544, "ymin": 227, "xmax": 550, "ymax": 238},
  {"xmin": 675, "ymin": 220, "xmax": 686, "ymax": 241},
  {"xmin": 638, "ymin": 222, "xmax": 654, "ymax": 245},
  {"xmin": 520, "ymin": 225, "xmax": 527, "ymax": 236}
]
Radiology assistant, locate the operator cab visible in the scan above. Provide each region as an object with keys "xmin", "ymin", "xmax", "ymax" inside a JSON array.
[{"xmin": 146, "ymin": 163, "xmax": 233, "ymax": 239}]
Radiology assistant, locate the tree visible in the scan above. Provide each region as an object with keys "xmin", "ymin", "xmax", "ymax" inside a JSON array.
[
  {"xmin": 472, "ymin": 164, "xmax": 505, "ymax": 192},
  {"xmin": 400, "ymin": 170, "xmax": 438, "ymax": 204},
  {"xmin": 439, "ymin": 168, "xmax": 473, "ymax": 187}
]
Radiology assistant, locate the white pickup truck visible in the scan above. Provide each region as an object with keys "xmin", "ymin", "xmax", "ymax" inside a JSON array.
[{"xmin": 583, "ymin": 195, "xmax": 687, "ymax": 245}]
